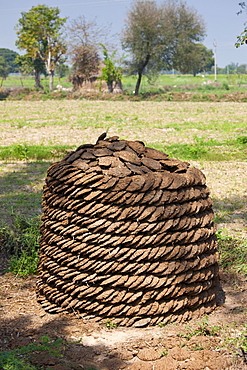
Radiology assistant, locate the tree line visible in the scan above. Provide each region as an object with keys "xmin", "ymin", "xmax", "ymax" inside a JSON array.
[{"xmin": 0, "ymin": 0, "xmax": 245, "ymax": 94}]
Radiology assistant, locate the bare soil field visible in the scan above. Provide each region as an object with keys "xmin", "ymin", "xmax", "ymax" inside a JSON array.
[
  {"xmin": 0, "ymin": 100, "xmax": 247, "ymax": 369},
  {"xmin": 1, "ymin": 100, "xmax": 247, "ymax": 146}
]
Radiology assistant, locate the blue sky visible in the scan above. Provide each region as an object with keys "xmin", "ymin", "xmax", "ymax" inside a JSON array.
[{"xmin": 0, "ymin": 0, "xmax": 246, "ymax": 68}]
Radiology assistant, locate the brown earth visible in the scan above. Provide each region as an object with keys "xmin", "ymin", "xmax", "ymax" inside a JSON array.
[{"xmin": 0, "ymin": 272, "xmax": 246, "ymax": 370}]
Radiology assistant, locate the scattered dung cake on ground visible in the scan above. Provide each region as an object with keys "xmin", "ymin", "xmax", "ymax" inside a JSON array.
[{"xmin": 37, "ymin": 133, "xmax": 220, "ymax": 327}]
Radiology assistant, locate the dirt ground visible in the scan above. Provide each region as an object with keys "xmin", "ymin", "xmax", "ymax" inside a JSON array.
[
  {"xmin": 0, "ymin": 127, "xmax": 247, "ymax": 369},
  {"xmin": 0, "ymin": 271, "xmax": 246, "ymax": 370}
]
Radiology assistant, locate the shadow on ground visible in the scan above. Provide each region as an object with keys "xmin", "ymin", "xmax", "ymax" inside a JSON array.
[{"xmin": 0, "ymin": 314, "xmax": 125, "ymax": 370}]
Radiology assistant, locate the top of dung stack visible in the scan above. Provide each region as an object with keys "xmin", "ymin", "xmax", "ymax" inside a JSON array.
[
  {"xmin": 47, "ymin": 133, "xmax": 207, "ymax": 193},
  {"xmin": 63, "ymin": 133, "xmax": 190, "ymax": 176}
]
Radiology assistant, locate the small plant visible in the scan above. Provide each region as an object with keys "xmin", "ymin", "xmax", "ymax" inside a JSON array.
[
  {"xmin": 160, "ymin": 348, "xmax": 168, "ymax": 356},
  {"xmin": 192, "ymin": 343, "xmax": 205, "ymax": 351},
  {"xmin": 177, "ymin": 316, "xmax": 220, "ymax": 340},
  {"xmin": 158, "ymin": 321, "xmax": 170, "ymax": 328},
  {"xmin": 105, "ymin": 319, "xmax": 118, "ymax": 329},
  {"xmin": 222, "ymin": 81, "xmax": 230, "ymax": 90},
  {"xmin": 237, "ymin": 135, "xmax": 247, "ymax": 144},
  {"xmin": 165, "ymin": 92, "xmax": 173, "ymax": 101}
]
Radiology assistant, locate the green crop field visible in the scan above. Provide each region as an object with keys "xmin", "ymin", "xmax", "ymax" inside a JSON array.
[{"xmin": 2, "ymin": 73, "xmax": 247, "ymax": 96}]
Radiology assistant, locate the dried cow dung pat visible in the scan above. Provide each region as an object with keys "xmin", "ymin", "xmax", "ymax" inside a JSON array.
[
  {"xmin": 37, "ymin": 132, "xmax": 220, "ymax": 327},
  {"xmin": 127, "ymin": 140, "xmax": 146, "ymax": 154},
  {"xmin": 114, "ymin": 150, "xmax": 141, "ymax": 165},
  {"xmin": 141, "ymin": 157, "xmax": 162, "ymax": 171},
  {"xmin": 145, "ymin": 147, "xmax": 168, "ymax": 160}
]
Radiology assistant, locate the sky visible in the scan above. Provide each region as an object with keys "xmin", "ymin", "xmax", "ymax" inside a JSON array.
[{"xmin": 0, "ymin": 0, "xmax": 247, "ymax": 68}]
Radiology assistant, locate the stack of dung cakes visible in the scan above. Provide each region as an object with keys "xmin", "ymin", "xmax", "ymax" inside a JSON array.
[{"xmin": 37, "ymin": 133, "xmax": 219, "ymax": 327}]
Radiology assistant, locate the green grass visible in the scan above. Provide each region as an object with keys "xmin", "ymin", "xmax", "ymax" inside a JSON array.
[
  {"xmin": 224, "ymin": 324, "xmax": 247, "ymax": 356},
  {"xmin": 0, "ymin": 143, "xmax": 73, "ymax": 161},
  {"xmin": 0, "ymin": 75, "xmax": 71, "ymax": 90},
  {"xmin": 0, "ymin": 161, "xmax": 50, "ymax": 226},
  {"xmin": 122, "ymin": 73, "xmax": 247, "ymax": 95},
  {"xmin": 150, "ymin": 135, "xmax": 247, "ymax": 161},
  {"xmin": 2, "ymin": 73, "xmax": 247, "ymax": 99},
  {"xmin": 0, "ymin": 135, "xmax": 246, "ymax": 163},
  {"xmin": 216, "ymin": 230, "xmax": 247, "ymax": 275},
  {"xmin": 0, "ymin": 215, "xmax": 41, "ymax": 276}
]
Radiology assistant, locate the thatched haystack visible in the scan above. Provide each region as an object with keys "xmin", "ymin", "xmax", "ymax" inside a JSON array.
[{"xmin": 37, "ymin": 134, "xmax": 219, "ymax": 327}]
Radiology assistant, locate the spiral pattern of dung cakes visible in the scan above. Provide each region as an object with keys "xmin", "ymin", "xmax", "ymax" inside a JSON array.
[{"xmin": 37, "ymin": 134, "xmax": 219, "ymax": 327}]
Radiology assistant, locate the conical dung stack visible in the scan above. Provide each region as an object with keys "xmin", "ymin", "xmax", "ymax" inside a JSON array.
[{"xmin": 37, "ymin": 134, "xmax": 219, "ymax": 327}]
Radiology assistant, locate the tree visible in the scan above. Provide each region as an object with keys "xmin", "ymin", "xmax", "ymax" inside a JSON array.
[
  {"xmin": 0, "ymin": 49, "xmax": 19, "ymax": 73},
  {"xmin": 236, "ymin": 25, "xmax": 247, "ymax": 47},
  {"xmin": 121, "ymin": 0, "xmax": 206, "ymax": 95},
  {"xmin": 121, "ymin": 0, "xmax": 165, "ymax": 95},
  {"xmin": 70, "ymin": 45, "xmax": 101, "ymax": 89},
  {"xmin": 15, "ymin": 5, "xmax": 67, "ymax": 91},
  {"xmin": 161, "ymin": 0, "xmax": 206, "ymax": 73},
  {"xmin": 235, "ymin": 2, "xmax": 247, "ymax": 47},
  {"xmin": 0, "ymin": 57, "xmax": 9, "ymax": 86},
  {"xmin": 15, "ymin": 55, "xmax": 46, "ymax": 88},
  {"xmin": 56, "ymin": 59, "xmax": 69, "ymax": 81},
  {"xmin": 100, "ymin": 44, "xmax": 122, "ymax": 92},
  {"xmin": 66, "ymin": 16, "xmax": 110, "ymax": 89},
  {"xmin": 173, "ymin": 43, "xmax": 214, "ymax": 76},
  {"xmin": 236, "ymin": 63, "xmax": 247, "ymax": 73},
  {"xmin": 237, "ymin": 1, "xmax": 247, "ymax": 15}
]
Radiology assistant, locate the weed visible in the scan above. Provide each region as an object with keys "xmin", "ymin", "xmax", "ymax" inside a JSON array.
[
  {"xmin": 237, "ymin": 135, "xmax": 247, "ymax": 144},
  {"xmin": 160, "ymin": 348, "xmax": 168, "ymax": 356},
  {"xmin": 105, "ymin": 319, "xmax": 118, "ymax": 329},
  {"xmin": 165, "ymin": 92, "xmax": 173, "ymax": 101},
  {"xmin": 222, "ymin": 82, "xmax": 230, "ymax": 90},
  {"xmin": 192, "ymin": 343, "xmax": 205, "ymax": 351},
  {"xmin": 158, "ymin": 321, "xmax": 170, "ymax": 328},
  {"xmin": 177, "ymin": 316, "xmax": 221, "ymax": 340}
]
